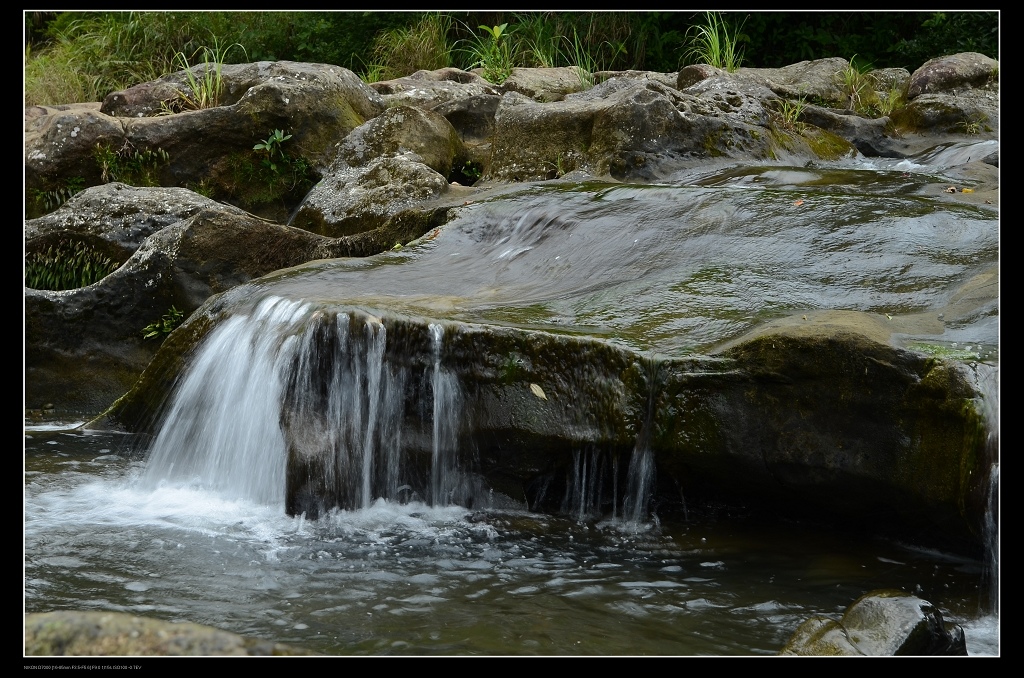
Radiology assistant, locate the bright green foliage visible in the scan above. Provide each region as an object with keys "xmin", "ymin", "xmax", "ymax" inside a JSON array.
[
  {"xmin": 253, "ymin": 129, "xmax": 293, "ymax": 173},
  {"xmin": 462, "ymin": 23, "xmax": 516, "ymax": 84},
  {"xmin": 142, "ymin": 306, "xmax": 185, "ymax": 340},
  {"xmin": 682, "ymin": 11, "xmax": 748, "ymax": 72},
  {"xmin": 25, "ymin": 239, "xmax": 119, "ymax": 291}
]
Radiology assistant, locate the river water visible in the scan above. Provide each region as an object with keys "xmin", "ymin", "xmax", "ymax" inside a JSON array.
[{"xmin": 25, "ymin": 423, "xmax": 997, "ymax": 656}]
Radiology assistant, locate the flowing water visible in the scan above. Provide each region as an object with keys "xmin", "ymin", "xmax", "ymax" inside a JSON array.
[
  {"xmin": 24, "ymin": 146, "xmax": 998, "ymax": 656},
  {"xmin": 24, "ymin": 424, "xmax": 998, "ymax": 656}
]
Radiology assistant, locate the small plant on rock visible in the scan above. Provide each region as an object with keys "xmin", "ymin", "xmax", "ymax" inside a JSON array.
[
  {"xmin": 225, "ymin": 129, "xmax": 315, "ymax": 210},
  {"xmin": 682, "ymin": 11, "xmax": 748, "ymax": 72},
  {"xmin": 94, "ymin": 140, "xmax": 170, "ymax": 186},
  {"xmin": 31, "ymin": 176, "xmax": 86, "ymax": 214},
  {"xmin": 873, "ymin": 85, "xmax": 907, "ymax": 117},
  {"xmin": 462, "ymin": 22, "xmax": 516, "ymax": 85},
  {"xmin": 773, "ymin": 97, "xmax": 807, "ymax": 129},
  {"xmin": 142, "ymin": 305, "xmax": 185, "ymax": 340},
  {"xmin": 835, "ymin": 55, "xmax": 875, "ymax": 113},
  {"xmin": 253, "ymin": 129, "xmax": 293, "ymax": 174},
  {"xmin": 162, "ymin": 40, "xmax": 245, "ymax": 113}
]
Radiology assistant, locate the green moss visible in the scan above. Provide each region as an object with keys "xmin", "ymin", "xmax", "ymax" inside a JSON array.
[
  {"xmin": 702, "ymin": 130, "xmax": 725, "ymax": 157},
  {"xmin": 906, "ymin": 342, "xmax": 981, "ymax": 361},
  {"xmin": 802, "ymin": 127, "xmax": 856, "ymax": 161}
]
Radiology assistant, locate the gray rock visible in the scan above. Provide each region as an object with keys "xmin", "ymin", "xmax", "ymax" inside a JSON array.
[
  {"xmin": 907, "ymin": 52, "xmax": 999, "ymax": 99},
  {"xmin": 25, "ymin": 610, "xmax": 317, "ymax": 656},
  {"xmin": 780, "ymin": 589, "xmax": 968, "ymax": 655}
]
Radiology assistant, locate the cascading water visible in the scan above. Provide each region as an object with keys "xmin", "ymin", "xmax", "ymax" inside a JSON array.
[
  {"xmin": 137, "ymin": 296, "xmax": 304, "ymax": 504},
  {"xmin": 428, "ymin": 323, "xmax": 465, "ymax": 506},
  {"xmin": 622, "ymin": 360, "xmax": 659, "ymax": 525},
  {"xmin": 972, "ymin": 362, "xmax": 999, "ymax": 616},
  {"xmin": 561, "ymin": 447, "xmax": 608, "ymax": 522}
]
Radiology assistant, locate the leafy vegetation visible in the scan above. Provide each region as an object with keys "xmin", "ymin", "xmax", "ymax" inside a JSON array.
[
  {"xmin": 94, "ymin": 141, "xmax": 170, "ymax": 186},
  {"xmin": 25, "ymin": 239, "xmax": 119, "ymax": 291},
  {"xmin": 224, "ymin": 129, "xmax": 315, "ymax": 209},
  {"xmin": 461, "ymin": 23, "xmax": 516, "ymax": 84},
  {"xmin": 772, "ymin": 97, "xmax": 807, "ymax": 129},
  {"xmin": 834, "ymin": 55, "xmax": 875, "ymax": 113},
  {"xmin": 142, "ymin": 305, "xmax": 185, "ymax": 339},
  {"xmin": 31, "ymin": 176, "xmax": 86, "ymax": 214},
  {"xmin": 872, "ymin": 85, "xmax": 907, "ymax": 117}
]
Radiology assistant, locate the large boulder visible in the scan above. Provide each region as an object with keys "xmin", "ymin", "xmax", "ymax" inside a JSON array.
[
  {"xmin": 288, "ymin": 155, "xmax": 453, "ymax": 238},
  {"xmin": 488, "ymin": 78, "xmax": 800, "ymax": 183},
  {"xmin": 679, "ymin": 58, "xmax": 853, "ymax": 104},
  {"xmin": 499, "ymin": 66, "xmax": 591, "ymax": 102},
  {"xmin": 334, "ymin": 104, "xmax": 464, "ymax": 178},
  {"xmin": 370, "ymin": 67, "xmax": 498, "ymax": 109},
  {"xmin": 906, "ymin": 52, "xmax": 999, "ymax": 99}
]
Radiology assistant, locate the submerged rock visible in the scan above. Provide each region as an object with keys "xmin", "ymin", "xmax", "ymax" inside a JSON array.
[{"xmin": 24, "ymin": 610, "xmax": 318, "ymax": 656}]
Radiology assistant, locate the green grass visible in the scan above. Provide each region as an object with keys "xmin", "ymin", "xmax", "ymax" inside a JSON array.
[
  {"xmin": 835, "ymin": 55, "xmax": 875, "ymax": 113},
  {"xmin": 31, "ymin": 177, "xmax": 86, "ymax": 215},
  {"xmin": 873, "ymin": 85, "xmax": 907, "ymax": 117},
  {"xmin": 162, "ymin": 39, "xmax": 245, "ymax": 113},
  {"xmin": 25, "ymin": 12, "xmax": 202, "ymax": 105},
  {"xmin": 682, "ymin": 11, "xmax": 747, "ymax": 72},
  {"xmin": 94, "ymin": 141, "xmax": 170, "ymax": 186},
  {"xmin": 772, "ymin": 97, "xmax": 807, "ymax": 129},
  {"xmin": 367, "ymin": 12, "xmax": 454, "ymax": 82}
]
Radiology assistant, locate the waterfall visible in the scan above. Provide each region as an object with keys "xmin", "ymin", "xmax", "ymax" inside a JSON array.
[
  {"xmin": 973, "ymin": 362, "xmax": 999, "ymax": 616},
  {"xmin": 360, "ymin": 319, "xmax": 385, "ymax": 508},
  {"xmin": 137, "ymin": 296, "xmax": 307, "ymax": 504},
  {"xmin": 429, "ymin": 323, "xmax": 464, "ymax": 506},
  {"xmin": 139, "ymin": 297, "xmax": 418, "ymax": 513},
  {"xmin": 622, "ymin": 360, "xmax": 659, "ymax": 525},
  {"xmin": 562, "ymin": 447, "xmax": 607, "ymax": 522}
]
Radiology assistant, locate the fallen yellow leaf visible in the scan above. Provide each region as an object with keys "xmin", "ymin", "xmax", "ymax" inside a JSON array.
[{"xmin": 530, "ymin": 383, "xmax": 547, "ymax": 400}]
